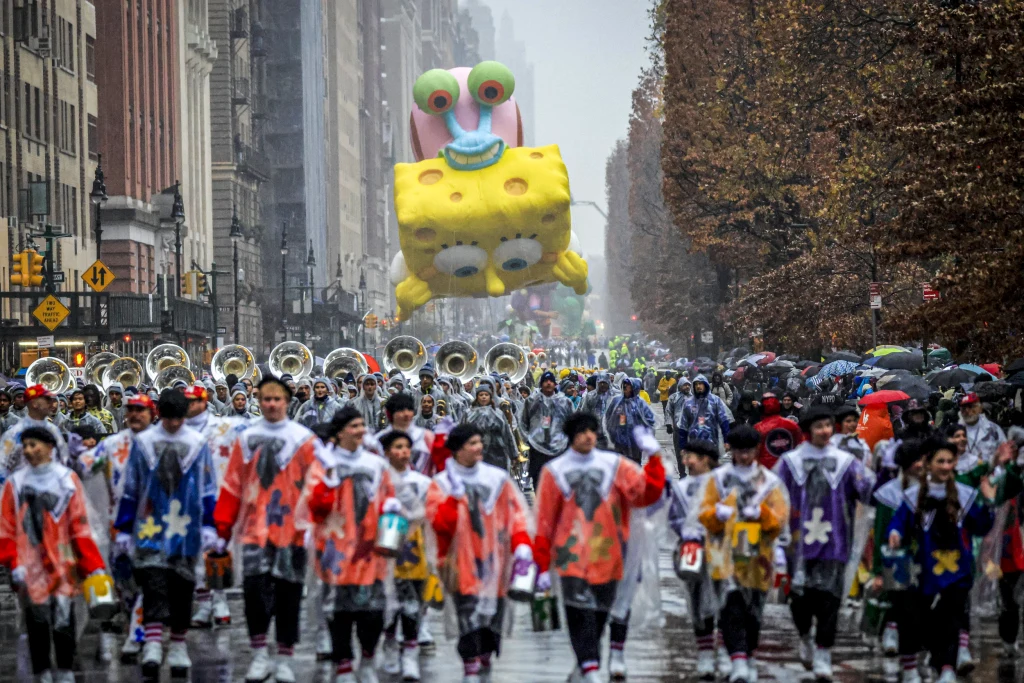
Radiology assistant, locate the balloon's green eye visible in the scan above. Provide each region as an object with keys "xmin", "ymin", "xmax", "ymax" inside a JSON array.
[
  {"xmin": 468, "ymin": 61, "xmax": 515, "ymax": 107},
  {"xmin": 413, "ymin": 69, "xmax": 460, "ymax": 115}
]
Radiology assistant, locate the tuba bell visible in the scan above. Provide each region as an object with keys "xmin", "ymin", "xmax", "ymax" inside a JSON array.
[
  {"xmin": 153, "ymin": 364, "xmax": 196, "ymax": 392},
  {"xmin": 26, "ymin": 357, "xmax": 73, "ymax": 395},
  {"xmin": 102, "ymin": 357, "xmax": 143, "ymax": 390},
  {"xmin": 268, "ymin": 341, "xmax": 313, "ymax": 380},
  {"xmin": 485, "ymin": 343, "xmax": 529, "ymax": 383},
  {"xmin": 84, "ymin": 352, "xmax": 119, "ymax": 387},
  {"xmin": 434, "ymin": 341, "xmax": 479, "ymax": 383},
  {"xmin": 382, "ymin": 336, "xmax": 426, "ymax": 376},
  {"xmin": 211, "ymin": 345, "xmax": 256, "ymax": 384},
  {"xmin": 146, "ymin": 344, "xmax": 190, "ymax": 381},
  {"xmin": 535, "ymin": 351, "xmax": 548, "ymax": 366},
  {"xmin": 324, "ymin": 347, "xmax": 369, "ymax": 380}
]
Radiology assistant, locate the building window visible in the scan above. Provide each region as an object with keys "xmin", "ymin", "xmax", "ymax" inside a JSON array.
[
  {"xmin": 34, "ymin": 86, "xmax": 41, "ymax": 141},
  {"xmin": 0, "ymin": 72, "xmax": 7, "ymax": 126},
  {"xmin": 86, "ymin": 35, "xmax": 95, "ymax": 80},
  {"xmin": 88, "ymin": 114, "xmax": 98, "ymax": 158}
]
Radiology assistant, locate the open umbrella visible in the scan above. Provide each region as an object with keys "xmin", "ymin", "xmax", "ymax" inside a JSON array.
[
  {"xmin": 865, "ymin": 351, "xmax": 924, "ymax": 372},
  {"xmin": 767, "ymin": 359, "xmax": 795, "ymax": 369},
  {"xmin": 742, "ymin": 352, "xmax": 776, "ymax": 367},
  {"xmin": 981, "ymin": 363, "xmax": 1001, "ymax": 378},
  {"xmin": 796, "ymin": 360, "xmax": 822, "ymax": 370},
  {"xmin": 957, "ymin": 363, "xmax": 990, "ymax": 376},
  {"xmin": 1006, "ymin": 359, "xmax": 1024, "ymax": 375},
  {"xmin": 859, "ymin": 390, "xmax": 911, "ymax": 406},
  {"xmin": 876, "ymin": 375, "xmax": 931, "ymax": 402},
  {"xmin": 975, "ymin": 381, "xmax": 1013, "ymax": 400},
  {"xmin": 1007, "ymin": 371, "xmax": 1024, "ymax": 387},
  {"xmin": 826, "ymin": 351, "xmax": 861, "ymax": 363},
  {"xmin": 928, "ymin": 367, "xmax": 989, "ymax": 388},
  {"xmin": 777, "ymin": 354, "xmax": 801, "ymax": 362},
  {"xmin": 927, "ymin": 347, "xmax": 952, "ymax": 364},
  {"xmin": 864, "ymin": 345, "xmax": 911, "ymax": 356}
]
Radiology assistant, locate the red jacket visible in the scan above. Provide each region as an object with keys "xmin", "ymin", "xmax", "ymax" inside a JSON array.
[{"xmin": 754, "ymin": 396, "xmax": 803, "ymax": 469}]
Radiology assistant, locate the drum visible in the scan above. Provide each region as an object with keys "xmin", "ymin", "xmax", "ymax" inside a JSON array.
[
  {"xmin": 205, "ymin": 551, "xmax": 234, "ymax": 590},
  {"xmin": 508, "ymin": 561, "xmax": 538, "ymax": 602},
  {"xmin": 674, "ymin": 540, "xmax": 704, "ymax": 582},
  {"xmin": 375, "ymin": 512, "xmax": 410, "ymax": 558},
  {"xmin": 83, "ymin": 573, "xmax": 119, "ymax": 621}
]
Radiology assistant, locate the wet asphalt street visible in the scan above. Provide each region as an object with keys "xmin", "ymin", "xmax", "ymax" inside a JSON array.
[{"xmin": 0, "ymin": 414, "xmax": 1018, "ymax": 682}]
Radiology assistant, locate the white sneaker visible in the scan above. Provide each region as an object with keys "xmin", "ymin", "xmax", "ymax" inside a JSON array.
[
  {"xmin": 317, "ymin": 626, "xmax": 333, "ymax": 662},
  {"xmin": 902, "ymin": 668, "xmax": 922, "ymax": 683},
  {"xmin": 141, "ymin": 641, "xmax": 163, "ymax": 678},
  {"xmin": 335, "ymin": 674, "xmax": 357, "ymax": 683},
  {"xmin": 1003, "ymin": 640, "xmax": 1019, "ymax": 658},
  {"xmin": 276, "ymin": 657, "xmax": 296, "ymax": 683},
  {"xmin": 382, "ymin": 638, "xmax": 401, "ymax": 675},
  {"xmin": 401, "ymin": 644, "xmax": 421, "ymax": 681},
  {"xmin": 35, "ymin": 672, "xmax": 53, "ymax": 683},
  {"xmin": 245, "ymin": 648, "xmax": 275, "ymax": 682},
  {"xmin": 748, "ymin": 657, "xmax": 758, "ymax": 683},
  {"xmin": 696, "ymin": 650, "xmax": 716, "ymax": 680},
  {"xmin": 96, "ymin": 631, "xmax": 116, "ymax": 663},
  {"xmin": 418, "ymin": 622, "xmax": 435, "ymax": 653},
  {"xmin": 358, "ymin": 658, "xmax": 379, "ymax": 683},
  {"xmin": 191, "ymin": 596, "xmax": 213, "ymax": 628},
  {"xmin": 935, "ymin": 667, "xmax": 956, "ymax": 683},
  {"xmin": 955, "ymin": 644, "xmax": 975, "ymax": 676},
  {"xmin": 581, "ymin": 672, "xmax": 602, "ymax": 683},
  {"xmin": 813, "ymin": 648, "xmax": 832, "ymax": 681},
  {"xmin": 729, "ymin": 657, "xmax": 750, "ymax": 683},
  {"xmin": 53, "ymin": 672, "xmax": 74, "ymax": 683},
  {"xmin": 718, "ymin": 646, "xmax": 732, "ymax": 676},
  {"xmin": 882, "ymin": 623, "xmax": 899, "ymax": 656},
  {"xmin": 121, "ymin": 634, "xmax": 142, "ymax": 663},
  {"xmin": 167, "ymin": 640, "xmax": 191, "ymax": 677},
  {"xmin": 213, "ymin": 592, "xmax": 232, "ymax": 626},
  {"xmin": 609, "ymin": 648, "xmax": 627, "ymax": 680},
  {"xmin": 881, "ymin": 657, "xmax": 899, "ymax": 683},
  {"xmin": 462, "ymin": 676, "xmax": 481, "ymax": 683},
  {"xmin": 799, "ymin": 637, "xmax": 814, "ymax": 671}
]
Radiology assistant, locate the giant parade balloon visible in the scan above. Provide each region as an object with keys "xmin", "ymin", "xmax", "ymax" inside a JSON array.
[{"xmin": 390, "ymin": 61, "xmax": 589, "ymax": 320}]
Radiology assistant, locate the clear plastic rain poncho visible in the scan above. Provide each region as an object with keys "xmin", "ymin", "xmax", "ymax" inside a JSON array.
[
  {"xmin": 603, "ymin": 378, "xmax": 656, "ymax": 461},
  {"xmin": 518, "ymin": 390, "xmax": 575, "ymax": 456},
  {"xmin": 114, "ymin": 424, "xmax": 217, "ymax": 580},
  {"xmin": 465, "ymin": 404, "xmax": 519, "ymax": 472}
]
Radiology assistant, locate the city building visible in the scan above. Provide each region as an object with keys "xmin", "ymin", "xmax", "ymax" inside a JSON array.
[
  {"xmin": 418, "ymin": 0, "xmax": 455, "ymax": 70},
  {"xmin": 209, "ymin": 0, "xmax": 268, "ymax": 350},
  {"xmin": 461, "ymin": 0, "xmax": 494, "ymax": 61},
  {"xmin": 496, "ymin": 11, "xmax": 534, "ymax": 146}
]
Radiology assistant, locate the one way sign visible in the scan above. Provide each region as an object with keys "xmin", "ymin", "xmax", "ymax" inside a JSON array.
[{"xmin": 82, "ymin": 260, "xmax": 116, "ymax": 292}]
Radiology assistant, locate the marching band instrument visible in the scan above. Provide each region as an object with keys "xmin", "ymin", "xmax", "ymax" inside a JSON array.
[
  {"xmin": 102, "ymin": 357, "xmax": 143, "ymax": 390},
  {"xmin": 382, "ymin": 336, "xmax": 427, "ymax": 376},
  {"xmin": 324, "ymin": 347, "xmax": 369, "ymax": 380},
  {"xmin": 434, "ymin": 341, "xmax": 479, "ymax": 383},
  {"xmin": 153, "ymin": 364, "xmax": 196, "ymax": 392},
  {"xmin": 146, "ymin": 344, "xmax": 190, "ymax": 381},
  {"xmin": 485, "ymin": 343, "xmax": 529, "ymax": 383},
  {"xmin": 84, "ymin": 352, "xmax": 119, "ymax": 387},
  {"xmin": 26, "ymin": 357, "xmax": 74, "ymax": 395},
  {"xmin": 211, "ymin": 345, "xmax": 256, "ymax": 384},
  {"xmin": 436, "ymin": 398, "xmax": 448, "ymax": 418},
  {"xmin": 534, "ymin": 351, "xmax": 548, "ymax": 366},
  {"xmin": 268, "ymin": 341, "xmax": 313, "ymax": 380}
]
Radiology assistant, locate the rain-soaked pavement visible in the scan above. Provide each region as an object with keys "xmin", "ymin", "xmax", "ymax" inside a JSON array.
[{"xmin": 0, "ymin": 417, "xmax": 1017, "ymax": 681}]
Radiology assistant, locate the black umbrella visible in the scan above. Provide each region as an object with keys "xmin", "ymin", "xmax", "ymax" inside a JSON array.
[
  {"xmin": 877, "ymin": 374, "xmax": 931, "ymax": 401},
  {"xmin": 1006, "ymin": 359, "xmax": 1024, "ymax": 374},
  {"xmin": 872, "ymin": 351, "xmax": 924, "ymax": 372},
  {"xmin": 1007, "ymin": 371, "xmax": 1024, "ymax": 388},
  {"xmin": 796, "ymin": 360, "xmax": 822, "ymax": 369},
  {"xmin": 928, "ymin": 368, "xmax": 990, "ymax": 388},
  {"xmin": 728, "ymin": 347, "xmax": 751, "ymax": 359},
  {"xmin": 825, "ymin": 351, "xmax": 861, "ymax": 363},
  {"xmin": 975, "ymin": 381, "xmax": 1013, "ymax": 400},
  {"xmin": 777, "ymin": 354, "xmax": 801, "ymax": 362}
]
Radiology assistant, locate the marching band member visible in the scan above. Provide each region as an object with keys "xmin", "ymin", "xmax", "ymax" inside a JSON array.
[
  {"xmin": 65, "ymin": 388, "xmax": 107, "ymax": 436},
  {"xmin": 299, "ymin": 406, "xmax": 396, "ymax": 683},
  {"xmin": 425, "ymin": 423, "xmax": 533, "ymax": 683},
  {"xmin": 79, "ymin": 393, "xmax": 158, "ymax": 663},
  {"xmin": 603, "ymin": 377, "xmax": 656, "ymax": 464},
  {"xmin": 113, "ymin": 389, "xmax": 218, "ymax": 679},
  {"xmin": 411, "ymin": 364, "xmax": 446, "ymax": 407},
  {"xmin": 0, "ymin": 426, "xmax": 108, "ymax": 683},
  {"xmin": 774, "ymin": 406, "xmax": 876, "ymax": 681},
  {"xmin": 698, "ymin": 425, "xmax": 790, "ymax": 683},
  {"xmin": 105, "ymin": 382, "xmax": 127, "ymax": 432},
  {"xmin": 577, "ymin": 373, "xmax": 614, "ymax": 449},
  {"xmin": 0, "ymin": 388, "xmax": 20, "ymax": 434},
  {"xmin": 887, "ymin": 435, "xmax": 996, "ymax": 683},
  {"xmin": 519, "ymin": 371, "xmax": 575, "ymax": 490},
  {"xmin": 83, "ymin": 384, "xmax": 116, "ymax": 434},
  {"xmin": 437, "ymin": 377, "xmax": 467, "ymax": 422},
  {"xmin": 298, "ymin": 377, "xmax": 344, "ymax": 428},
  {"xmin": 0, "ymin": 385, "xmax": 69, "ymax": 479},
  {"xmin": 352, "ymin": 374, "xmax": 386, "ymax": 434},
  {"xmin": 415, "ymin": 395, "xmax": 441, "ymax": 431},
  {"xmin": 464, "ymin": 381, "xmax": 519, "ymax": 472},
  {"xmin": 830, "ymin": 405, "xmax": 872, "ymax": 462},
  {"xmin": 533, "ymin": 414, "xmax": 666, "ymax": 683},
  {"xmin": 379, "ymin": 429, "xmax": 433, "ymax": 682},
  {"xmin": 213, "ymin": 376, "xmax": 319, "ymax": 683},
  {"xmin": 377, "ymin": 393, "xmax": 436, "ymax": 475}
]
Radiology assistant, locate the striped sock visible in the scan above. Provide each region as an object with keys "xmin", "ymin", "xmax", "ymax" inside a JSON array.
[
  {"xmin": 336, "ymin": 660, "xmax": 353, "ymax": 674},
  {"xmin": 959, "ymin": 631, "xmax": 970, "ymax": 647},
  {"xmin": 144, "ymin": 623, "xmax": 163, "ymax": 643},
  {"xmin": 480, "ymin": 653, "xmax": 491, "ymax": 668},
  {"xmin": 901, "ymin": 654, "xmax": 917, "ymax": 671},
  {"xmin": 581, "ymin": 660, "xmax": 600, "ymax": 674},
  {"xmin": 731, "ymin": 653, "xmax": 748, "ymax": 661},
  {"xmin": 362, "ymin": 648, "xmax": 376, "ymax": 659},
  {"xmin": 250, "ymin": 634, "xmax": 267, "ymax": 651},
  {"xmin": 195, "ymin": 588, "xmax": 211, "ymax": 603},
  {"xmin": 696, "ymin": 634, "xmax": 715, "ymax": 651},
  {"xmin": 610, "ymin": 641, "xmax": 625, "ymax": 652},
  {"xmin": 277, "ymin": 644, "xmax": 294, "ymax": 657},
  {"xmin": 169, "ymin": 630, "xmax": 187, "ymax": 643},
  {"xmin": 403, "ymin": 640, "xmax": 418, "ymax": 650},
  {"xmin": 464, "ymin": 658, "xmax": 481, "ymax": 675}
]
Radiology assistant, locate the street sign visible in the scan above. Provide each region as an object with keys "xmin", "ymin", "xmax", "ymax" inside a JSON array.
[
  {"xmin": 701, "ymin": 330, "xmax": 714, "ymax": 344},
  {"xmin": 216, "ymin": 327, "xmax": 227, "ymax": 335},
  {"xmin": 869, "ymin": 282, "xmax": 882, "ymax": 310},
  {"xmin": 922, "ymin": 283, "xmax": 940, "ymax": 301},
  {"xmin": 33, "ymin": 295, "xmax": 70, "ymax": 331},
  {"xmin": 69, "ymin": 368, "xmax": 85, "ymax": 381},
  {"xmin": 37, "ymin": 335, "xmax": 55, "ymax": 348},
  {"xmin": 82, "ymin": 260, "xmax": 116, "ymax": 292},
  {"xmin": 52, "ymin": 272, "xmax": 65, "ymax": 284}
]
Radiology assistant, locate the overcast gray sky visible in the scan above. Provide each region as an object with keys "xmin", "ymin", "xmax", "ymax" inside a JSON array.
[{"xmin": 479, "ymin": 0, "xmax": 653, "ymax": 254}]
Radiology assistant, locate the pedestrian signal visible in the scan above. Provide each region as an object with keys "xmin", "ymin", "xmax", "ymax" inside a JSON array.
[{"xmin": 72, "ymin": 351, "xmax": 86, "ymax": 367}]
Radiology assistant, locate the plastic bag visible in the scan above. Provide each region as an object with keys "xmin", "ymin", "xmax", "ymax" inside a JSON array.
[{"xmin": 610, "ymin": 504, "xmax": 666, "ymax": 630}]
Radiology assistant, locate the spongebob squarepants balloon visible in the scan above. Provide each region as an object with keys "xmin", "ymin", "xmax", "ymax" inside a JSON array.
[{"xmin": 391, "ymin": 61, "xmax": 589, "ymax": 320}]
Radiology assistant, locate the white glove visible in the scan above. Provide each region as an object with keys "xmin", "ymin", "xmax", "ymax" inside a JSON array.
[
  {"xmin": 321, "ymin": 466, "xmax": 341, "ymax": 489},
  {"xmin": 535, "ymin": 570, "xmax": 552, "ymax": 593},
  {"xmin": 446, "ymin": 467, "xmax": 465, "ymax": 498},
  {"xmin": 363, "ymin": 433, "xmax": 383, "ymax": 454},
  {"xmin": 513, "ymin": 544, "xmax": 534, "ymax": 563},
  {"xmin": 10, "ymin": 566, "xmax": 26, "ymax": 586},
  {"xmin": 741, "ymin": 505, "xmax": 759, "ymax": 521},
  {"xmin": 114, "ymin": 532, "xmax": 133, "ymax": 558},
  {"xmin": 715, "ymin": 503, "xmax": 735, "ymax": 522},
  {"xmin": 201, "ymin": 526, "xmax": 219, "ymax": 552},
  {"xmin": 382, "ymin": 497, "xmax": 403, "ymax": 515},
  {"xmin": 632, "ymin": 426, "xmax": 661, "ymax": 457},
  {"xmin": 774, "ymin": 546, "xmax": 788, "ymax": 570},
  {"xmin": 214, "ymin": 537, "xmax": 228, "ymax": 555}
]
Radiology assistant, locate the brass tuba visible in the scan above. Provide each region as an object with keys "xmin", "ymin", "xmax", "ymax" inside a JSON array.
[
  {"xmin": 382, "ymin": 336, "xmax": 426, "ymax": 376},
  {"xmin": 323, "ymin": 347, "xmax": 369, "ymax": 380},
  {"xmin": 268, "ymin": 341, "xmax": 313, "ymax": 380},
  {"xmin": 146, "ymin": 344, "xmax": 190, "ymax": 381},
  {"xmin": 211, "ymin": 345, "xmax": 256, "ymax": 384},
  {"xmin": 26, "ymin": 357, "xmax": 73, "ymax": 395},
  {"xmin": 434, "ymin": 341, "xmax": 479, "ymax": 383},
  {"xmin": 485, "ymin": 343, "xmax": 529, "ymax": 383},
  {"xmin": 83, "ymin": 352, "xmax": 118, "ymax": 387},
  {"xmin": 154, "ymin": 364, "xmax": 196, "ymax": 392},
  {"xmin": 102, "ymin": 357, "xmax": 143, "ymax": 390}
]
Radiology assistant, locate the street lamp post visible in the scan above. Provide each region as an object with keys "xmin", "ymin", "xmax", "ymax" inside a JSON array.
[
  {"xmin": 305, "ymin": 240, "xmax": 316, "ymax": 348},
  {"xmin": 230, "ymin": 207, "xmax": 244, "ymax": 344},
  {"xmin": 171, "ymin": 181, "xmax": 185, "ymax": 300},
  {"xmin": 279, "ymin": 222, "xmax": 289, "ymax": 338},
  {"xmin": 359, "ymin": 268, "xmax": 367, "ymax": 350},
  {"xmin": 90, "ymin": 153, "xmax": 108, "ymax": 260}
]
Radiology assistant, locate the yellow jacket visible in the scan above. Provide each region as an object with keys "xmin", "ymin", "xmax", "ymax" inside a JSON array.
[{"xmin": 657, "ymin": 377, "xmax": 676, "ymax": 402}]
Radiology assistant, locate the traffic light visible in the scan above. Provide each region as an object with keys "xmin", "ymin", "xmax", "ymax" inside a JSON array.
[
  {"xmin": 28, "ymin": 251, "xmax": 45, "ymax": 286},
  {"xmin": 196, "ymin": 271, "xmax": 207, "ymax": 295},
  {"xmin": 181, "ymin": 271, "xmax": 193, "ymax": 296},
  {"xmin": 10, "ymin": 251, "xmax": 30, "ymax": 286},
  {"xmin": 122, "ymin": 334, "xmax": 132, "ymax": 344},
  {"xmin": 365, "ymin": 313, "xmax": 378, "ymax": 329},
  {"xmin": 72, "ymin": 351, "xmax": 86, "ymax": 367}
]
